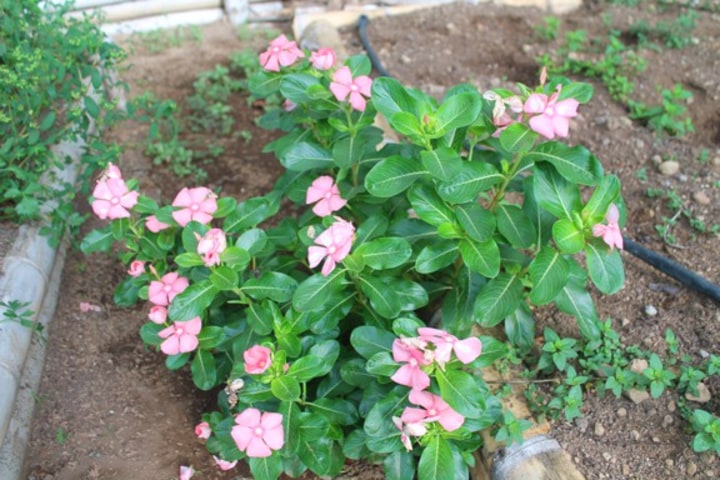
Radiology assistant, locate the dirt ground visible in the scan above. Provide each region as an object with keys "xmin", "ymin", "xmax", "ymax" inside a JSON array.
[{"xmin": 22, "ymin": 1, "xmax": 720, "ymax": 479}]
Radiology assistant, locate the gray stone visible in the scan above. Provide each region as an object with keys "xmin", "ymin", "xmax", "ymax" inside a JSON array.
[
  {"xmin": 574, "ymin": 416, "xmax": 589, "ymax": 432},
  {"xmin": 630, "ymin": 429, "xmax": 641, "ymax": 441},
  {"xmin": 629, "ymin": 358, "xmax": 649, "ymax": 374},
  {"xmin": 663, "ymin": 415, "xmax": 674, "ymax": 427},
  {"xmin": 645, "ymin": 304, "xmax": 658, "ymax": 316},
  {"xmin": 625, "ymin": 388, "xmax": 650, "ymax": 404},
  {"xmin": 688, "ymin": 462, "xmax": 698, "ymax": 476},
  {"xmin": 686, "ymin": 382, "xmax": 712, "ymax": 403},
  {"xmin": 658, "ymin": 160, "xmax": 680, "ymax": 176},
  {"xmin": 693, "ymin": 191, "xmax": 711, "ymax": 205},
  {"xmin": 594, "ymin": 421, "xmax": 605, "ymax": 437},
  {"xmin": 617, "ymin": 407, "xmax": 627, "ymax": 417}
]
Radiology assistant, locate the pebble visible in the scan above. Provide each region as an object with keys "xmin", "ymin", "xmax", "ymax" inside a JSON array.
[
  {"xmin": 575, "ymin": 417, "xmax": 589, "ymax": 432},
  {"xmin": 663, "ymin": 415, "xmax": 674, "ymax": 427},
  {"xmin": 630, "ymin": 358, "xmax": 649, "ymax": 374},
  {"xmin": 617, "ymin": 407, "xmax": 627, "ymax": 417},
  {"xmin": 700, "ymin": 350, "xmax": 710, "ymax": 359},
  {"xmin": 652, "ymin": 436, "xmax": 661, "ymax": 443},
  {"xmin": 602, "ymin": 452, "xmax": 612, "ymax": 461},
  {"xmin": 658, "ymin": 160, "xmax": 680, "ymax": 176},
  {"xmin": 645, "ymin": 304, "xmax": 658, "ymax": 316},
  {"xmin": 630, "ymin": 429, "xmax": 641, "ymax": 441},
  {"xmin": 635, "ymin": 139, "xmax": 645, "ymax": 149},
  {"xmin": 625, "ymin": 389, "xmax": 650, "ymax": 404},
  {"xmin": 679, "ymin": 174, "xmax": 688, "ymax": 182},
  {"xmin": 712, "ymin": 156, "xmax": 720, "ymax": 167},
  {"xmin": 705, "ymin": 470, "xmax": 715, "ymax": 478},
  {"xmin": 693, "ymin": 191, "xmax": 711, "ymax": 205},
  {"xmin": 651, "ymin": 154, "xmax": 663, "ymax": 166},
  {"xmin": 594, "ymin": 421, "xmax": 606, "ymax": 437},
  {"xmin": 622, "ymin": 465, "xmax": 631, "ymax": 476},
  {"xmin": 688, "ymin": 462, "xmax": 698, "ymax": 475},
  {"xmin": 668, "ymin": 400, "xmax": 676, "ymax": 412},
  {"xmin": 621, "ymin": 317, "xmax": 631, "ymax": 327},
  {"xmin": 667, "ymin": 459, "xmax": 675, "ymax": 467},
  {"xmin": 400, "ymin": 54, "xmax": 412, "ymax": 64},
  {"xmin": 686, "ymin": 382, "xmax": 712, "ymax": 403}
]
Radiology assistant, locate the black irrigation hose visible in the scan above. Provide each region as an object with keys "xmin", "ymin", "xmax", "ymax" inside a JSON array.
[{"xmin": 356, "ymin": 15, "xmax": 720, "ymax": 305}]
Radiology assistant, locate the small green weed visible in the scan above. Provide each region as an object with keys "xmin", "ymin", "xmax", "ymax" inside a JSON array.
[
  {"xmin": 535, "ymin": 16, "xmax": 561, "ymax": 40},
  {"xmin": 55, "ymin": 426, "xmax": 70, "ymax": 445}
]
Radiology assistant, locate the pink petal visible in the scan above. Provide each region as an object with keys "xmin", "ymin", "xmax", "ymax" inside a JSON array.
[
  {"xmin": 390, "ymin": 364, "xmax": 415, "ymax": 387},
  {"xmin": 320, "ymin": 256, "xmax": 336, "ymax": 276},
  {"xmin": 437, "ymin": 409, "xmax": 465, "ymax": 432},
  {"xmin": 307, "ymin": 246, "xmax": 327, "ymax": 268},
  {"xmin": 108, "ymin": 205, "xmax": 131, "ymax": 219},
  {"xmin": 262, "ymin": 425, "xmax": 285, "ymax": 450},
  {"xmin": 400, "ymin": 407, "xmax": 428, "ymax": 424},
  {"xmin": 183, "ymin": 316, "xmax": 202, "ymax": 335},
  {"xmin": 349, "ymin": 92, "xmax": 367, "ymax": 112},
  {"xmin": 179, "ymin": 465, "xmax": 194, "ymax": 480},
  {"xmin": 330, "ymin": 82, "xmax": 351, "ymax": 102},
  {"xmin": 236, "ymin": 408, "xmax": 262, "ymax": 428},
  {"xmin": 592, "ymin": 224, "xmax": 607, "ymax": 238},
  {"xmin": 172, "ymin": 187, "xmax": 192, "ymax": 207},
  {"xmin": 172, "ymin": 208, "xmax": 193, "ymax": 227},
  {"xmin": 606, "ymin": 204, "xmax": 620, "ymax": 224},
  {"xmin": 555, "ymin": 98, "xmax": 579, "ymax": 117},
  {"xmin": 453, "ymin": 337, "xmax": 482, "ymax": 364},
  {"xmin": 120, "ymin": 190, "xmax": 139, "ymax": 209},
  {"xmin": 529, "ymin": 114, "xmax": 556, "ymax": 140},
  {"xmin": 328, "ymin": 195, "xmax": 347, "ymax": 212},
  {"xmin": 409, "ymin": 390, "xmax": 434, "ymax": 409},
  {"xmin": 178, "ymin": 334, "xmax": 199, "ymax": 353},
  {"xmin": 160, "ymin": 336, "xmax": 181, "ymax": 355},
  {"xmin": 332, "ymin": 66, "xmax": 353, "ymax": 87},
  {"xmin": 551, "ymin": 115, "xmax": 570, "ymax": 138},
  {"xmin": 524, "ymin": 93, "xmax": 548, "ymax": 114},
  {"xmin": 312, "ymin": 199, "xmax": 333, "ymax": 217},
  {"xmin": 231, "ymin": 424, "xmax": 253, "ymax": 451},
  {"xmin": 246, "ymin": 438, "xmax": 272, "ymax": 458},
  {"xmin": 92, "ymin": 181, "xmax": 112, "ymax": 201},
  {"xmin": 355, "ymin": 75, "xmax": 373, "ymax": 97}
]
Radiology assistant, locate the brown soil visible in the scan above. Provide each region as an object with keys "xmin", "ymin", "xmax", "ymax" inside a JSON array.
[{"xmin": 23, "ymin": 2, "xmax": 720, "ymax": 480}]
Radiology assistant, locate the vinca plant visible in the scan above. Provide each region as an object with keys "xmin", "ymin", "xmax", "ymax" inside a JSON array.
[{"xmin": 82, "ymin": 34, "xmax": 627, "ymax": 479}]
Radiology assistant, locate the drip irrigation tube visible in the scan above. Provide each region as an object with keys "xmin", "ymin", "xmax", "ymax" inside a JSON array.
[{"xmin": 355, "ymin": 14, "xmax": 720, "ymax": 305}]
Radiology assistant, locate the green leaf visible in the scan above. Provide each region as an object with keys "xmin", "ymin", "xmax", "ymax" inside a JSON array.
[
  {"xmin": 415, "ymin": 239, "xmax": 459, "ymax": 274},
  {"xmin": 532, "ymin": 163, "xmax": 582, "ymax": 220},
  {"xmin": 384, "ymin": 451, "xmax": 416, "ymax": 480},
  {"xmin": 555, "ymin": 264, "xmax": 600, "ymax": 339},
  {"xmin": 84, "ymin": 95, "xmax": 99, "ymax": 118},
  {"xmin": 390, "ymin": 111, "xmax": 423, "ymax": 138},
  {"xmin": 248, "ymin": 70, "xmax": 282, "ymax": 97},
  {"xmin": 526, "ymin": 142, "xmax": 603, "ymax": 186},
  {"xmin": 310, "ymin": 398, "xmax": 359, "ymax": 426},
  {"xmin": 437, "ymin": 161, "xmax": 502, "ymax": 204},
  {"xmin": 293, "ymin": 270, "xmax": 346, "ymax": 312},
  {"xmin": 245, "ymin": 301, "xmax": 279, "ymax": 335},
  {"xmin": 271, "ymin": 376, "xmax": 301, "ymax": 401},
  {"xmin": 582, "ymin": 175, "xmax": 621, "ymax": 223},
  {"xmin": 371, "ymin": 76, "xmax": 422, "ymax": 119},
  {"xmin": 436, "ymin": 368, "xmax": 483, "ymax": 418},
  {"xmin": 40, "ymin": 111, "xmax": 56, "ymax": 131},
  {"xmin": 692, "ymin": 433, "xmax": 714, "ymax": 453},
  {"xmin": 552, "ymin": 219, "xmax": 586, "ymax": 254},
  {"xmin": 475, "ymin": 335, "xmax": 509, "ymax": 368},
  {"xmin": 529, "ymin": 247, "xmax": 569, "ymax": 305},
  {"xmin": 350, "ymin": 326, "xmax": 395, "ymax": 359},
  {"xmin": 358, "ymin": 274, "xmax": 401, "ymax": 319},
  {"xmin": 459, "ymin": 238, "xmax": 500, "ymax": 278},
  {"xmin": 473, "ymin": 272, "xmax": 523, "ymax": 327},
  {"xmin": 191, "ymin": 350, "xmax": 217, "ymax": 391},
  {"xmin": 165, "ymin": 353, "xmax": 190, "ymax": 370},
  {"xmin": 585, "ymin": 240, "xmax": 624, "ymax": 294},
  {"xmin": 248, "ymin": 455, "xmax": 283, "ymax": 480},
  {"xmin": 220, "ymin": 246, "xmax": 251, "ymax": 270},
  {"xmin": 366, "ymin": 351, "xmax": 400, "ymax": 377},
  {"xmin": 235, "ymin": 228, "xmax": 267, "ymax": 256},
  {"xmin": 224, "ymin": 196, "xmax": 278, "ymax": 233},
  {"xmin": 390, "ymin": 279, "xmax": 429, "ymax": 312},
  {"xmin": 214, "ymin": 197, "xmax": 236, "ymax": 218},
  {"xmin": 499, "ymin": 123, "xmax": 538, "ymax": 153},
  {"xmin": 280, "ymin": 141, "xmax": 334, "ymax": 171},
  {"xmin": 421, "ymin": 147, "xmax": 463, "ymax": 181},
  {"xmin": 455, "ymin": 203, "xmax": 496, "ymax": 242},
  {"xmin": 418, "ymin": 436, "xmax": 454, "ymax": 480},
  {"xmin": 197, "ymin": 326, "xmax": 224, "ymax": 349},
  {"xmin": 139, "ymin": 322, "xmax": 163, "ymax": 347},
  {"xmin": 209, "ymin": 266, "xmax": 239, "ymax": 291},
  {"xmin": 436, "ymin": 92, "xmax": 482, "ymax": 133},
  {"xmin": 280, "ymin": 73, "xmax": 319, "ymax": 104},
  {"xmin": 408, "ymin": 184, "xmax": 455, "ymax": 226},
  {"xmin": 558, "ymin": 81, "xmax": 594, "ymax": 103},
  {"xmin": 288, "ymin": 355, "xmax": 329, "ymax": 382},
  {"xmin": 80, "ymin": 227, "xmax": 115, "ymax": 253},
  {"xmin": 113, "ymin": 275, "xmax": 143, "ymax": 307},
  {"xmin": 365, "ymin": 155, "xmax": 427, "ymax": 198},
  {"xmin": 174, "ymin": 252, "xmax": 205, "ymax": 268},
  {"xmin": 298, "ymin": 437, "xmax": 333, "ymax": 477},
  {"xmin": 243, "ymin": 272, "xmax": 297, "ymax": 302},
  {"xmin": 505, "ymin": 302, "xmax": 535, "ymax": 354},
  {"xmin": 354, "ymin": 237, "xmax": 412, "ymax": 270},
  {"xmin": 168, "ymin": 281, "xmax": 217, "ymax": 321},
  {"xmin": 496, "ymin": 204, "xmax": 536, "ymax": 249}
]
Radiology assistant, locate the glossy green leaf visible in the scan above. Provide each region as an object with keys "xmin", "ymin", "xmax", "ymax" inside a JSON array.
[
  {"xmin": 455, "ymin": 203, "xmax": 496, "ymax": 242},
  {"xmin": 532, "ymin": 163, "xmax": 582, "ymax": 220},
  {"xmin": 499, "ymin": 123, "xmax": 538, "ymax": 153},
  {"xmin": 280, "ymin": 141, "xmax": 333, "ymax": 172},
  {"xmin": 208, "ymin": 266, "xmax": 238, "ymax": 291},
  {"xmin": 354, "ymin": 237, "xmax": 412, "ymax": 270},
  {"xmin": 293, "ymin": 270, "xmax": 346, "ymax": 312},
  {"xmin": 248, "ymin": 456, "xmax": 283, "ymax": 480},
  {"xmin": 585, "ymin": 240, "xmax": 625, "ymax": 294},
  {"xmin": 418, "ymin": 436, "xmax": 454, "ymax": 480},
  {"xmin": 473, "ymin": 273, "xmax": 523, "ymax": 327},
  {"xmin": 288, "ymin": 355, "xmax": 328, "ymax": 382},
  {"xmin": 243, "ymin": 271, "xmax": 297, "ymax": 302},
  {"xmin": 280, "ymin": 73, "xmax": 319, "ymax": 104},
  {"xmin": 552, "ymin": 219, "xmax": 586, "ymax": 254},
  {"xmin": 365, "ymin": 155, "xmax": 428, "ymax": 198},
  {"xmin": 582, "ymin": 174, "xmax": 621, "ymax": 223},
  {"xmin": 191, "ymin": 350, "xmax": 217, "ymax": 391},
  {"xmin": 310, "ymin": 398, "xmax": 359, "ymax": 426},
  {"xmin": 271, "ymin": 375, "xmax": 301, "ymax": 401},
  {"xmin": 420, "ymin": 147, "xmax": 463, "ymax": 181},
  {"xmin": 223, "ymin": 195, "xmax": 278, "ymax": 233},
  {"xmin": 383, "ymin": 451, "xmax": 416, "ymax": 480},
  {"xmin": 459, "ymin": 238, "xmax": 501, "ymax": 278},
  {"xmin": 474, "ymin": 335, "xmax": 509, "ymax": 368},
  {"xmin": 350, "ymin": 326, "xmax": 395, "ymax": 359},
  {"xmin": 358, "ymin": 275, "xmax": 402, "ymax": 319},
  {"xmin": 408, "ymin": 184, "xmax": 455, "ymax": 226},
  {"xmin": 436, "ymin": 368, "xmax": 483, "ymax": 418},
  {"xmin": 235, "ymin": 228, "xmax": 268, "ymax": 256},
  {"xmin": 495, "ymin": 204, "xmax": 536, "ymax": 248},
  {"xmin": 529, "ymin": 247, "xmax": 569, "ymax": 305},
  {"xmin": 168, "ymin": 281, "xmax": 217, "ymax": 321},
  {"xmin": 526, "ymin": 142, "xmax": 603, "ymax": 186},
  {"xmin": 80, "ymin": 227, "xmax": 114, "ymax": 253},
  {"xmin": 505, "ymin": 302, "xmax": 535, "ymax": 354},
  {"xmin": 436, "ymin": 92, "xmax": 482, "ymax": 133},
  {"xmin": 437, "ymin": 161, "xmax": 502, "ymax": 204},
  {"xmin": 415, "ymin": 239, "xmax": 459, "ymax": 274}
]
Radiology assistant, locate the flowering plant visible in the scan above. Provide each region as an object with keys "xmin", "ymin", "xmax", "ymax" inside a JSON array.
[{"xmin": 82, "ymin": 34, "xmax": 626, "ymax": 479}]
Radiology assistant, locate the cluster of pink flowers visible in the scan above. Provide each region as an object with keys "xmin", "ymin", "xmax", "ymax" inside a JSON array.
[
  {"xmin": 231, "ymin": 408, "xmax": 284, "ymax": 458},
  {"xmin": 592, "ymin": 203, "xmax": 623, "ymax": 250},
  {"xmin": 91, "ymin": 163, "xmax": 138, "ymax": 220},
  {"xmin": 196, "ymin": 228, "xmax": 227, "ymax": 266},
  {"xmin": 390, "ymin": 328, "xmax": 483, "ymax": 450},
  {"xmin": 259, "ymin": 35, "xmax": 373, "ymax": 113}
]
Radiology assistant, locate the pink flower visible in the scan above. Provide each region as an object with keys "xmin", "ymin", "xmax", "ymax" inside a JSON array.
[
  {"xmin": 231, "ymin": 408, "xmax": 284, "ymax": 458},
  {"xmin": 310, "ymin": 47, "xmax": 336, "ymax": 70},
  {"xmin": 329, "ymin": 66, "xmax": 372, "ymax": 112},
  {"xmin": 524, "ymin": 85, "xmax": 579, "ymax": 140},
  {"xmin": 417, "ymin": 327, "xmax": 483, "ymax": 367},
  {"xmin": 148, "ymin": 305, "xmax": 168, "ymax": 324},
  {"xmin": 307, "ymin": 218, "xmax": 355, "ymax": 276},
  {"xmin": 196, "ymin": 228, "xmax": 227, "ymax": 267},
  {"xmin": 171, "ymin": 187, "xmax": 217, "ymax": 227},
  {"xmin": 390, "ymin": 338, "xmax": 431, "ymax": 391},
  {"xmin": 212, "ymin": 455, "xmax": 238, "ymax": 471},
  {"xmin": 592, "ymin": 203, "xmax": 624, "ymax": 250},
  {"xmin": 195, "ymin": 421, "xmax": 211, "ymax": 440},
  {"xmin": 146, "ymin": 215, "xmax": 171, "ymax": 233},
  {"xmin": 158, "ymin": 317, "xmax": 202, "ymax": 355},
  {"xmin": 306, "ymin": 176, "xmax": 347, "ymax": 217},
  {"xmin": 259, "ymin": 34, "xmax": 304, "ymax": 72},
  {"xmin": 179, "ymin": 465, "xmax": 194, "ymax": 480},
  {"xmin": 243, "ymin": 345, "xmax": 273, "ymax": 374},
  {"xmin": 127, "ymin": 260, "xmax": 145, "ymax": 277},
  {"xmin": 392, "ymin": 407, "xmax": 428, "ymax": 451},
  {"xmin": 91, "ymin": 176, "xmax": 138, "ymax": 220},
  {"xmin": 283, "ymin": 99, "xmax": 297, "ymax": 112},
  {"xmin": 409, "ymin": 390, "xmax": 464, "ymax": 432},
  {"xmin": 104, "ymin": 162, "xmax": 122, "ymax": 179},
  {"xmin": 79, "ymin": 301, "xmax": 102, "ymax": 313},
  {"xmin": 148, "ymin": 272, "xmax": 189, "ymax": 306}
]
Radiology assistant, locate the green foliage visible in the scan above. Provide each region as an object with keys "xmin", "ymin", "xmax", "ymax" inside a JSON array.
[
  {"xmin": 84, "ymin": 40, "xmax": 629, "ymax": 477},
  {"xmin": 0, "ymin": 0, "xmax": 126, "ymax": 240}
]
